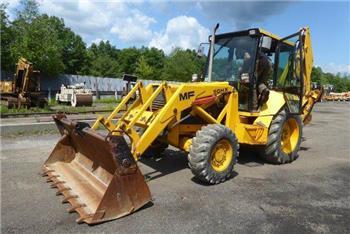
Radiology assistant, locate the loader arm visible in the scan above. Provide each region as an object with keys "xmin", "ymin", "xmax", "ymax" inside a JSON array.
[
  {"xmin": 299, "ymin": 28, "xmax": 323, "ymax": 124},
  {"xmin": 13, "ymin": 58, "xmax": 32, "ymax": 94},
  {"xmin": 92, "ymin": 81, "xmax": 236, "ymax": 160}
]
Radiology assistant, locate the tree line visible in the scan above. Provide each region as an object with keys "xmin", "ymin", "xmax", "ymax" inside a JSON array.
[
  {"xmin": 0, "ymin": 0, "xmax": 205, "ymax": 82},
  {"xmin": 311, "ymin": 67, "xmax": 350, "ymax": 92},
  {"xmin": 1, "ymin": 0, "xmax": 349, "ymax": 91}
]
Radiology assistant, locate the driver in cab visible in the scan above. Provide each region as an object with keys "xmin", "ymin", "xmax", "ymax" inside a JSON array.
[{"xmin": 236, "ymin": 47, "xmax": 272, "ymax": 107}]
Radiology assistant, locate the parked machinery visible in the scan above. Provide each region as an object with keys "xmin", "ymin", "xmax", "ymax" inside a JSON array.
[
  {"xmin": 115, "ymin": 74, "xmax": 138, "ymax": 99},
  {"xmin": 323, "ymin": 91, "xmax": 350, "ymax": 101},
  {"xmin": 0, "ymin": 58, "xmax": 47, "ymax": 108},
  {"xmin": 42, "ymin": 26, "xmax": 322, "ymax": 224},
  {"xmin": 56, "ymin": 83, "xmax": 93, "ymax": 107}
]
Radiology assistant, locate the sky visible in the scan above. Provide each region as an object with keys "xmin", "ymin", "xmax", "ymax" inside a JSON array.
[{"xmin": 3, "ymin": 0, "xmax": 350, "ymax": 74}]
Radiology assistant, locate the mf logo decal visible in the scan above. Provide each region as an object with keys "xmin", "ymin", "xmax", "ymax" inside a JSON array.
[
  {"xmin": 179, "ymin": 91, "xmax": 195, "ymax": 101},
  {"xmin": 214, "ymin": 88, "xmax": 228, "ymax": 96}
]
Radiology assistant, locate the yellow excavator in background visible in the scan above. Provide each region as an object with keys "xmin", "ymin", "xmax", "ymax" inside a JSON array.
[
  {"xmin": 0, "ymin": 58, "xmax": 47, "ymax": 108},
  {"xmin": 42, "ymin": 26, "xmax": 322, "ymax": 224}
]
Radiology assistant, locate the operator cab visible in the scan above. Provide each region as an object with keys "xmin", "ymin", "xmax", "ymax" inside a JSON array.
[{"xmin": 202, "ymin": 28, "xmax": 304, "ymax": 113}]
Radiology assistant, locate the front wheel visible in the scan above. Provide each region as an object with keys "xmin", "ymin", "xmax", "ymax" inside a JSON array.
[
  {"xmin": 188, "ymin": 124, "xmax": 239, "ymax": 184},
  {"xmin": 260, "ymin": 109, "xmax": 302, "ymax": 164}
]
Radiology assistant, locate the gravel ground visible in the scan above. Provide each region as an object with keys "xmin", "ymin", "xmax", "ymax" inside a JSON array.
[{"xmin": 1, "ymin": 102, "xmax": 349, "ymax": 233}]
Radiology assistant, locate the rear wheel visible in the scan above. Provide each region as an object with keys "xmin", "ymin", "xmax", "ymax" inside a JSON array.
[
  {"xmin": 260, "ymin": 109, "xmax": 302, "ymax": 164},
  {"xmin": 188, "ymin": 124, "xmax": 238, "ymax": 184}
]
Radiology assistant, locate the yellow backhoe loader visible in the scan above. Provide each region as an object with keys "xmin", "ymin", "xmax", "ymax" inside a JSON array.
[
  {"xmin": 0, "ymin": 58, "xmax": 47, "ymax": 108},
  {"xmin": 42, "ymin": 25, "xmax": 322, "ymax": 224}
]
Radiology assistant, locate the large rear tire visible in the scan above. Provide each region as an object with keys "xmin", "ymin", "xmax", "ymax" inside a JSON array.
[
  {"xmin": 260, "ymin": 109, "xmax": 302, "ymax": 164},
  {"xmin": 188, "ymin": 124, "xmax": 238, "ymax": 184}
]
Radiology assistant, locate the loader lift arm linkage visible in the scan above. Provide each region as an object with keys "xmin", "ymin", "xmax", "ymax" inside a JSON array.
[
  {"xmin": 91, "ymin": 81, "xmax": 239, "ymax": 160},
  {"xmin": 299, "ymin": 28, "xmax": 323, "ymax": 124},
  {"xmin": 42, "ymin": 26, "xmax": 321, "ymax": 225}
]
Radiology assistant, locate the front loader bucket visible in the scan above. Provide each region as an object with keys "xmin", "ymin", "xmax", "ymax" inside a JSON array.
[{"xmin": 42, "ymin": 114, "xmax": 151, "ymax": 224}]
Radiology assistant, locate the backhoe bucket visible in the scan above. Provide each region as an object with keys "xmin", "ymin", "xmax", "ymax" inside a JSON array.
[{"xmin": 42, "ymin": 114, "xmax": 151, "ymax": 224}]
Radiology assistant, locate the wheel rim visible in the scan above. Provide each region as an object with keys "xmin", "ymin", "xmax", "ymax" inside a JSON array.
[
  {"xmin": 281, "ymin": 118, "xmax": 299, "ymax": 154},
  {"xmin": 210, "ymin": 139, "xmax": 233, "ymax": 172}
]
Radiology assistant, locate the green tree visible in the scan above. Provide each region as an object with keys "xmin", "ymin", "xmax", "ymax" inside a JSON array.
[
  {"xmin": 161, "ymin": 48, "xmax": 205, "ymax": 82},
  {"xmin": 61, "ymin": 30, "xmax": 87, "ymax": 74},
  {"xmin": 140, "ymin": 47, "xmax": 165, "ymax": 80},
  {"xmin": 135, "ymin": 56, "xmax": 153, "ymax": 80},
  {"xmin": 311, "ymin": 66, "xmax": 322, "ymax": 84},
  {"xmin": 116, "ymin": 47, "xmax": 141, "ymax": 76},
  {"xmin": 3, "ymin": 0, "xmax": 87, "ymax": 75},
  {"xmin": 83, "ymin": 40, "xmax": 119, "ymax": 77},
  {"xmin": 16, "ymin": 0, "xmax": 39, "ymax": 23},
  {"xmin": 89, "ymin": 54, "xmax": 118, "ymax": 77},
  {"xmin": 0, "ymin": 3, "xmax": 14, "ymax": 71},
  {"xmin": 10, "ymin": 14, "xmax": 65, "ymax": 75}
]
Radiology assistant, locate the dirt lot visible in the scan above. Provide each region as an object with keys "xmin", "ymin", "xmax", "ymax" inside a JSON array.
[{"xmin": 1, "ymin": 102, "xmax": 349, "ymax": 233}]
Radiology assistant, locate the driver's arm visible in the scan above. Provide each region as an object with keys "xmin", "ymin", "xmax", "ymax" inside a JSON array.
[{"xmin": 239, "ymin": 52, "xmax": 251, "ymax": 83}]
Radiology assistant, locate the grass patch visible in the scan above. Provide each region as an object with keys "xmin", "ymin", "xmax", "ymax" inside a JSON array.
[
  {"xmin": 51, "ymin": 103, "xmax": 117, "ymax": 113},
  {"xmin": 0, "ymin": 104, "xmax": 51, "ymax": 114},
  {"xmin": 48, "ymin": 98, "xmax": 58, "ymax": 105},
  {"xmin": 0, "ymin": 97, "xmax": 119, "ymax": 115},
  {"xmin": 94, "ymin": 97, "xmax": 121, "ymax": 104}
]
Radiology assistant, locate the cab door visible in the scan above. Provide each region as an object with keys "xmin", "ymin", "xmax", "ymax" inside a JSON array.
[{"xmin": 274, "ymin": 31, "xmax": 303, "ymax": 114}]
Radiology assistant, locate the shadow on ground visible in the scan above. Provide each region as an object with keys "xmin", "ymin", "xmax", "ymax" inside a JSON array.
[
  {"xmin": 140, "ymin": 145, "xmax": 267, "ymax": 182},
  {"xmin": 190, "ymin": 171, "xmax": 239, "ymax": 186},
  {"xmin": 237, "ymin": 147, "xmax": 265, "ymax": 167},
  {"xmin": 140, "ymin": 149, "xmax": 189, "ymax": 182}
]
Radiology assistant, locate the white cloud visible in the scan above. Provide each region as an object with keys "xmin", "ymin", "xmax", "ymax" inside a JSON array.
[
  {"xmin": 322, "ymin": 63, "xmax": 350, "ymax": 75},
  {"xmin": 1, "ymin": 0, "xmax": 288, "ymax": 53},
  {"xmin": 110, "ymin": 9, "xmax": 156, "ymax": 43},
  {"xmin": 149, "ymin": 16, "xmax": 209, "ymax": 54},
  {"xmin": 38, "ymin": 0, "xmax": 154, "ymax": 45}
]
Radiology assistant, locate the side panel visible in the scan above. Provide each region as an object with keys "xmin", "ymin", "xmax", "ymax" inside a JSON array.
[
  {"xmin": 259, "ymin": 91, "xmax": 286, "ymax": 116},
  {"xmin": 234, "ymin": 90, "xmax": 285, "ymax": 145},
  {"xmin": 135, "ymin": 82, "xmax": 234, "ymax": 157},
  {"xmin": 235, "ymin": 123, "xmax": 268, "ymax": 145}
]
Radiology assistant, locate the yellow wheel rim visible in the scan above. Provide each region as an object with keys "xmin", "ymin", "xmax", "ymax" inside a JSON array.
[
  {"xmin": 210, "ymin": 139, "xmax": 233, "ymax": 172},
  {"xmin": 281, "ymin": 118, "xmax": 299, "ymax": 154}
]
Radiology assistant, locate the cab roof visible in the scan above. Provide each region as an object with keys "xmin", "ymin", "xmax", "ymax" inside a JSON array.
[
  {"xmin": 215, "ymin": 28, "xmax": 283, "ymax": 41},
  {"xmin": 258, "ymin": 28, "xmax": 284, "ymax": 41}
]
